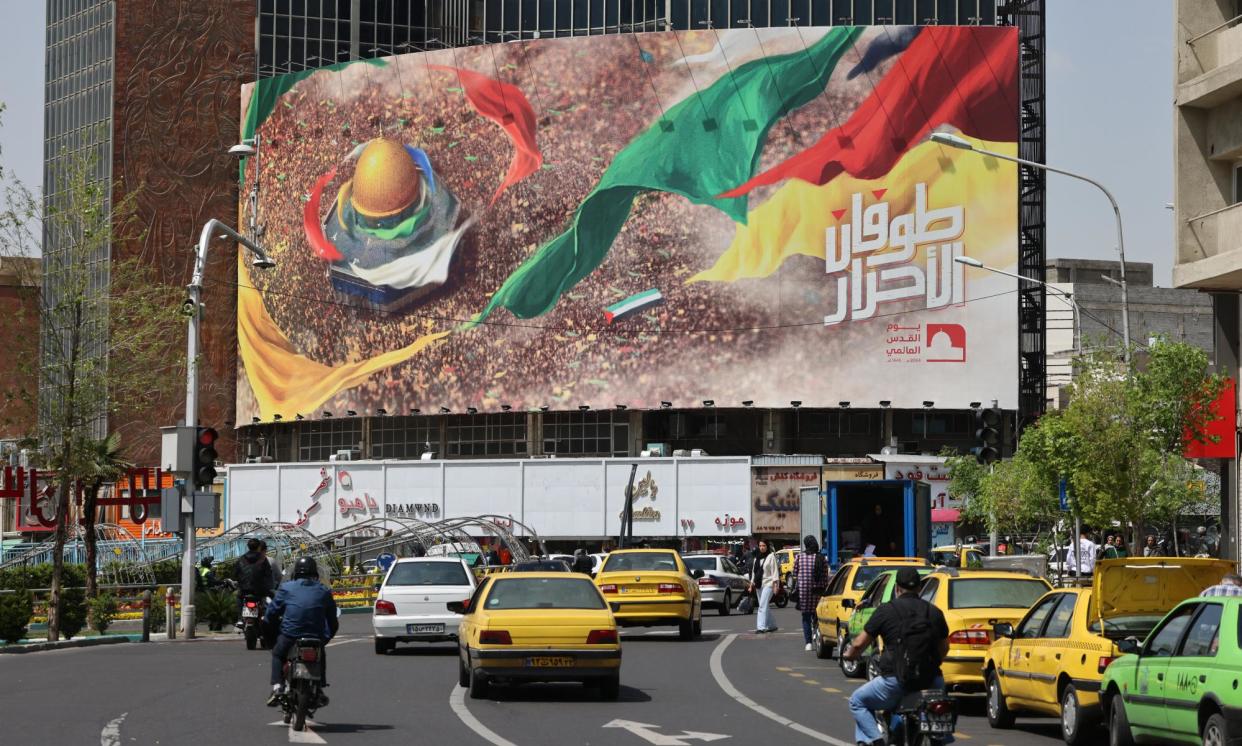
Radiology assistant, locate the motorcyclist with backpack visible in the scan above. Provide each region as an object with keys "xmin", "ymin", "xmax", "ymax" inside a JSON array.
[
  {"xmin": 265, "ymin": 557, "xmax": 339, "ymax": 706},
  {"xmin": 235, "ymin": 538, "xmax": 275, "ymax": 615},
  {"xmin": 842, "ymin": 567, "xmax": 951, "ymax": 746}
]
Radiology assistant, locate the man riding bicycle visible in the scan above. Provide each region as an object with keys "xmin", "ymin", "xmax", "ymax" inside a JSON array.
[
  {"xmin": 265, "ymin": 557, "xmax": 338, "ymax": 706},
  {"xmin": 841, "ymin": 567, "xmax": 950, "ymax": 746}
]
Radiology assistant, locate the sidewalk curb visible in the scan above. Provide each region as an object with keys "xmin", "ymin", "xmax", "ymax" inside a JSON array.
[{"xmin": 0, "ymin": 635, "xmax": 131, "ymax": 654}]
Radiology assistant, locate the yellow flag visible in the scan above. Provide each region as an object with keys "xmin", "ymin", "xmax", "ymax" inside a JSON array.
[
  {"xmin": 236, "ymin": 258, "xmax": 448, "ymax": 420},
  {"xmin": 689, "ymin": 137, "xmax": 1018, "ymax": 284}
]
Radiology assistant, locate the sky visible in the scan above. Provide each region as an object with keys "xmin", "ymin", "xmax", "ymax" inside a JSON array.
[{"xmin": 0, "ymin": 1, "xmax": 1177, "ymax": 284}]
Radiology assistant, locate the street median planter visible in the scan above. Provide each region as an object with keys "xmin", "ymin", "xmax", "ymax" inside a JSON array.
[{"xmin": 0, "ymin": 635, "xmax": 131, "ymax": 654}]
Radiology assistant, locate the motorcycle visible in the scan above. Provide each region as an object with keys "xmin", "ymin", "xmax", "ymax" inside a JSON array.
[
  {"xmin": 240, "ymin": 595, "xmax": 267, "ymax": 650},
  {"xmin": 877, "ymin": 688, "xmax": 958, "ymax": 746},
  {"xmin": 772, "ymin": 582, "xmax": 790, "ymax": 609},
  {"xmin": 279, "ymin": 637, "xmax": 327, "ymax": 732}
]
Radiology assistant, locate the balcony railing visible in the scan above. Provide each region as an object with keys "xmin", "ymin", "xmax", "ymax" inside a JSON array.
[{"xmin": 1183, "ymin": 201, "xmax": 1242, "ymax": 264}]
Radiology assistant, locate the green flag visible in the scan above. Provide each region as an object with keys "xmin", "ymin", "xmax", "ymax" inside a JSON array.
[{"xmin": 476, "ymin": 26, "xmax": 863, "ymax": 322}]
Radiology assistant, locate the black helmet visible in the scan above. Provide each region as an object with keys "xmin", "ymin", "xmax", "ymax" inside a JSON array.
[
  {"xmin": 201, "ymin": 556, "xmax": 214, "ymax": 566},
  {"xmin": 293, "ymin": 556, "xmax": 319, "ymax": 580}
]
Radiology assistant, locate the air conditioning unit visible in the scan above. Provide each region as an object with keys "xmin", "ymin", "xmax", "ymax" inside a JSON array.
[
  {"xmin": 330, "ymin": 449, "xmax": 358, "ymax": 462},
  {"xmin": 690, "ymin": 448, "xmax": 709, "ymax": 457},
  {"xmin": 419, "ymin": 452, "xmax": 435, "ymax": 461},
  {"xmin": 644, "ymin": 443, "xmax": 670, "ymax": 456},
  {"xmin": 672, "ymin": 448, "xmax": 691, "ymax": 457}
]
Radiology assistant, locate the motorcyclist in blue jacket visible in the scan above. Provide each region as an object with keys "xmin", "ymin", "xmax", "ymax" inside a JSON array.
[{"xmin": 265, "ymin": 556, "xmax": 338, "ymax": 705}]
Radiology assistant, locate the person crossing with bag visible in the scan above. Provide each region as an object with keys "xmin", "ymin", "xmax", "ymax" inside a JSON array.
[{"xmin": 841, "ymin": 567, "xmax": 951, "ymax": 746}]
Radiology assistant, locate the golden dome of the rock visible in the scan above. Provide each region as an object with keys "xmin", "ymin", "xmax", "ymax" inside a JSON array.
[{"xmin": 349, "ymin": 138, "xmax": 422, "ymax": 219}]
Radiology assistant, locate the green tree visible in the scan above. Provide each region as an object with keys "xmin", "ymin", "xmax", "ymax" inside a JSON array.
[
  {"xmin": 79, "ymin": 432, "xmax": 134, "ymax": 600},
  {"xmin": 0, "ymin": 114, "xmax": 183, "ymax": 640}
]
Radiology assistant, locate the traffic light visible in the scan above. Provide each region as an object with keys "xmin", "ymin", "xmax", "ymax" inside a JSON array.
[
  {"xmin": 193, "ymin": 427, "xmax": 219, "ymax": 489},
  {"xmin": 974, "ymin": 408, "xmax": 1002, "ymax": 465}
]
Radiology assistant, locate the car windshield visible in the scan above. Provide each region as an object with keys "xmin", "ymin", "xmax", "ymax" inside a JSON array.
[
  {"xmin": 1084, "ymin": 599, "xmax": 1165, "ymax": 639},
  {"xmin": 949, "ymin": 578, "xmax": 1049, "ymax": 609},
  {"xmin": 483, "ymin": 577, "xmax": 607, "ymax": 610},
  {"xmin": 386, "ymin": 562, "xmax": 470, "ymax": 586},
  {"xmin": 603, "ymin": 552, "xmax": 679, "ymax": 572},
  {"xmin": 683, "ymin": 557, "xmax": 717, "ymax": 572}
]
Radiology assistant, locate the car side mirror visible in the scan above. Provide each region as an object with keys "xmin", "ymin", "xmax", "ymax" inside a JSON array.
[
  {"xmin": 842, "ymin": 598, "xmax": 856, "ymax": 609},
  {"xmin": 446, "ymin": 600, "xmax": 469, "ymax": 614},
  {"xmin": 690, "ymin": 568, "xmax": 705, "ymax": 579},
  {"xmin": 609, "ymin": 601, "xmax": 622, "ymax": 613},
  {"xmin": 1116, "ymin": 637, "xmax": 1140, "ymax": 655},
  {"xmin": 993, "ymin": 622, "xmax": 1014, "ymax": 639}
]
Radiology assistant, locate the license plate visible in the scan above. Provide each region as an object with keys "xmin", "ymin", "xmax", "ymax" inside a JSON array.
[
  {"xmin": 242, "ymin": 608, "xmax": 258, "ymax": 618},
  {"xmin": 408, "ymin": 623, "xmax": 444, "ymax": 634},
  {"xmin": 525, "ymin": 656, "xmax": 574, "ymax": 667},
  {"xmin": 921, "ymin": 719, "xmax": 954, "ymax": 734},
  {"xmin": 621, "ymin": 587, "xmax": 655, "ymax": 595}
]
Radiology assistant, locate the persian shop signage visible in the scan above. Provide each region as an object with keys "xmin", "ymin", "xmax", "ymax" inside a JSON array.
[{"xmin": 751, "ymin": 467, "xmax": 820, "ymax": 534}]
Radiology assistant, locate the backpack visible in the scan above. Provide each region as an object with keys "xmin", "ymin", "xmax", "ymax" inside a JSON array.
[{"xmin": 893, "ymin": 598, "xmax": 938, "ymax": 689}]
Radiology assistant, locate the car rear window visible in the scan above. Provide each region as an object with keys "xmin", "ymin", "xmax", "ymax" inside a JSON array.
[
  {"xmin": 853, "ymin": 566, "xmax": 889, "ymax": 591},
  {"xmin": 684, "ymin": 557, "xmax": 717, "ymax": 572},
  {"xmin": 603, "ymin": 552, "xmax": 679, "ymax": 572},
  {"xmin": 948, "ymin": 578, "xmax": 1049, "ymax": 609},
  {"xmin": 386, "ymin": 562, "xmax": 470, "ymax": 587},
  {"xmin": 484, "ymin": 577, "xmax": 606, "ymax": 610}
]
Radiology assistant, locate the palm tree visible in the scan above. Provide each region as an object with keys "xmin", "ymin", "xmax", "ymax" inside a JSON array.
[{"xmin": 79, "ymin": 432, "xmax": 132, "ymax": 599}]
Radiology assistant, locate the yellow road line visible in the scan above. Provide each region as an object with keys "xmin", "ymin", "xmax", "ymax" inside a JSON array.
[
  {"xmin": 788, "ymin": 672, "xmax": 805, "ymax": 678},
  {"xmin": 821, "ymin": 687, "xmax": 841, "ymax": 693},
  {"xmin": 775, "ymin": 666, "xmax": 792, "ymax": 672},
  {"xmin": 801, "ymin": 679, "xmax": 820, "ymax": 685}
]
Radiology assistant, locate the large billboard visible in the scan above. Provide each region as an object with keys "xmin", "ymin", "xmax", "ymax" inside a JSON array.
[{"xmin": 237, "ymin": 26, "xmax": 1018, "ymax": 421}]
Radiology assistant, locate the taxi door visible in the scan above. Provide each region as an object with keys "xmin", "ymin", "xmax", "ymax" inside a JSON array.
[
  {"xmin": 1004, "ymin": 593, "xmax": 1061, "ymax": 703},
  {"xmin": 1126, "ymin": 602, "xmax": 1199, "ymax": 733},
  {"xmin": 1162, "ymin": 602, "xmax": 1223, "ymax": 736},
  {"xmin": 820, "ymin": 566, "xmax": 855, "ymax": 633},
  {"xmin": 1027, "ymin": 593, "xmax": 1078, "ymax": 707}
]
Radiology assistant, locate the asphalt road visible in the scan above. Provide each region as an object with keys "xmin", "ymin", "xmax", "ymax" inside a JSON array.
[{"xmin": 1, "ymin": 606, "xmax": 1072, "ymax": 746}]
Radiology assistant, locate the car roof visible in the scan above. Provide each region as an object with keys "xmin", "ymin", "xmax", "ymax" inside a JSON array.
[
  {"xmin": 607, "ymin": 548, "xmax": 677, "ymax": 555},
  {"xmin": 930, "ymin": 568, "xmax": 1048, "ymax": 581},
  {"xmin": 849, "ymin": 557, "xmax": 931, "ymax": 566},
  {"xmin": 490, "ymin": 571, "xmax": 595, "ymax": 582},
  {"xmin": 394, "ymin": 556, "xmax": 464, "ymax": 563}
]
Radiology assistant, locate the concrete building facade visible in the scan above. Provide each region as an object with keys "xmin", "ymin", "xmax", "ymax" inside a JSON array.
[{"xmin": 1174, "ymin": 0, "xmax": 1242, "ymax": 560}]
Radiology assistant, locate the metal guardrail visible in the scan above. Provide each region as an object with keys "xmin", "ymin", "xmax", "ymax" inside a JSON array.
[{"xmin": 1187, "ymin": 13, "xmax": 1242, "ymax": 45}]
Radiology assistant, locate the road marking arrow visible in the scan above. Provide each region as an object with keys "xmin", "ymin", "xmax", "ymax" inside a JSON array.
[{"xmin": 603, "ymin": 719, "xmax": 729, "ymax": 745}]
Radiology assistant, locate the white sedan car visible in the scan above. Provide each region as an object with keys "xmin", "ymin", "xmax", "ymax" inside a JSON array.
[
  {"xmin": 373, "ymin": 557, "xmax": 476, "ymax": 654},
  {"xmin": 682, "ymin": 554, "xmax": 750, "ymax": 615}
]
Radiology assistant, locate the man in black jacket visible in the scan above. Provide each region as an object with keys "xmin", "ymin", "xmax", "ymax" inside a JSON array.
[{"xmin": 236, "ymin": 538, "xmax": 275, "ymax": 602}]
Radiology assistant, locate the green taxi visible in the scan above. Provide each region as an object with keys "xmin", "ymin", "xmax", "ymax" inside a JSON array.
[
  {"xmin": 838, "ymin": 566, "xmax": 936, "ymax": 679},
  {"xmin": 1101, "ymin": 595, "xmax": 1242, "ymax": 745}
]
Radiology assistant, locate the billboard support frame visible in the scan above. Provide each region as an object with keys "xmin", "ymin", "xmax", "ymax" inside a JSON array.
[{"xmin": 1000, "ymin": 0, "xmax": 1048, "ymax": 433}]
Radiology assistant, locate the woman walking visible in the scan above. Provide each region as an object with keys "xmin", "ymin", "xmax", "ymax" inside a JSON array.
[
  {"xmin": 794, "ymin": 535, "xmax": 829, "ymax": 651},
  {"xmin": 753, "ymin": 541, "xmax": 780, "ymax": 633}
]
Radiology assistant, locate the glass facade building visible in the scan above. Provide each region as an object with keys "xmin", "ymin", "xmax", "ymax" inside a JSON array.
[{"xmin": 41, "ymin": 0, "xmax": 115, "ymax": 438}]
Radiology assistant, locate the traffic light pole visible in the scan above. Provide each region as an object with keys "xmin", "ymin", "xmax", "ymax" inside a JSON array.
[{"xmin": 180, "ymin": 220, "xmax": 274, "ymax": 638}]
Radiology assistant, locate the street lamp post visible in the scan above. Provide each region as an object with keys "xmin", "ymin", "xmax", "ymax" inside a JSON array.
[
  {"xmin": 179, "ymin": 219, "xmax": 275, "ymax": 637},
  {"xmin": 954, "ymin": 253, "xmax": 1084, "ymax": 580},
  {"xmin": 954, "ymin": 255, "xmax": 1081, "ymax": 357},
  {"xmin": 931, "ymin": 132, "xmax": 1130, "ymax": 363}
]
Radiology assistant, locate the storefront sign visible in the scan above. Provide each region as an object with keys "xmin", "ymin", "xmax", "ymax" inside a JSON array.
[
  {"xmin": 339, "ymin": 493, "xmax": 380, "ymax": 517},
  {"xmin": 751, "ymin": 467, "xmax": 819, "ymax": 535},
  {"xmin": 714, "ymin": 514, "xmax": 746, "ymax": 531},
  {"xmin": 884, "ymin": 459, "xmax": 955, "ymax": 510},
  {"xmin": 385, "ymin": 502, "xmax": 441, "ymax": 519}
]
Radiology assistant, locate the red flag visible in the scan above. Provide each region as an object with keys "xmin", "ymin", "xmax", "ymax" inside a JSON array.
[
  {"xmin": 303, "ymin": 166, "xmax": 343, "ymax": 261},
  {"xmin": 430, "ymin": 65, "xmax": 542, "ymax": 204},
  {"xmin": 720, "ymin": 26, "xmax": 1017, "ymax": 199}
]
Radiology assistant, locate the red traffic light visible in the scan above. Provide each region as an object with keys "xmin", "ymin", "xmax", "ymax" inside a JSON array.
[{"xmin": 198, "ymin": 427, "xmax": 219, "ymax": 446}]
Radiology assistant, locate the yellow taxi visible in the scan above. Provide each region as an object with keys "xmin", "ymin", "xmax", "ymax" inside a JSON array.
[
  {"xmin": 451, "ymin": 572, "xmax": 622, "ymax": 700},
  {"xmin": 594, "ymin": 548, "xmax": 703, "ymax": 640},
  {"xmin": 982, "ymin": 557, "xmax": 1231, "ymax": 745},
  {"xmin": 812, "ymin": 556, "xmax": 931, "ymax": 659},
  {"xmin": 917, "ymin": 567, "xmax": 1051, "ymax": 693},
  {"xmin": 931, "ymin": 544, "xmax": 985, "ymax": 569},
  {"xmin": 777, "ymin": 547, "xmax": 799, "ymax": 584}
]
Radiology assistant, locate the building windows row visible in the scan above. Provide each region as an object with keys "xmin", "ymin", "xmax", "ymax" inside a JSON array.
[
  {"xmin": 446, "ymin": 413, "xmax": 528, "ymax": 456},
  {"xmin": 543, "ymin": 410, "xmax": 629, "ymax": 456}
]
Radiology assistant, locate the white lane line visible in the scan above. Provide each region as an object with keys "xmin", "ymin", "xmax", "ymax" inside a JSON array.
[
  {"xmin": 449, "ymin": 685, "xmax": 519, "ymax": 746},
  {"xmin": 100, "ymin": 712, "xmax": 127, "ymax": 746},
  {"xmin": 709, "ymin": 635, "xmax": 853, "ymax": 746},
  {"xmin": 326, "ymin": 637, "xmax": 366, "ymax": 648},
  {"xmin": 270, "ymin": 718, "xmax": 328, "ymax": 743}
]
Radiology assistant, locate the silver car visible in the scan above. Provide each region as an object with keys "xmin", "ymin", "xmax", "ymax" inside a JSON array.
[{"xmin": 682, "ymin": 554, "xmax": 749, "ymax": 616}]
